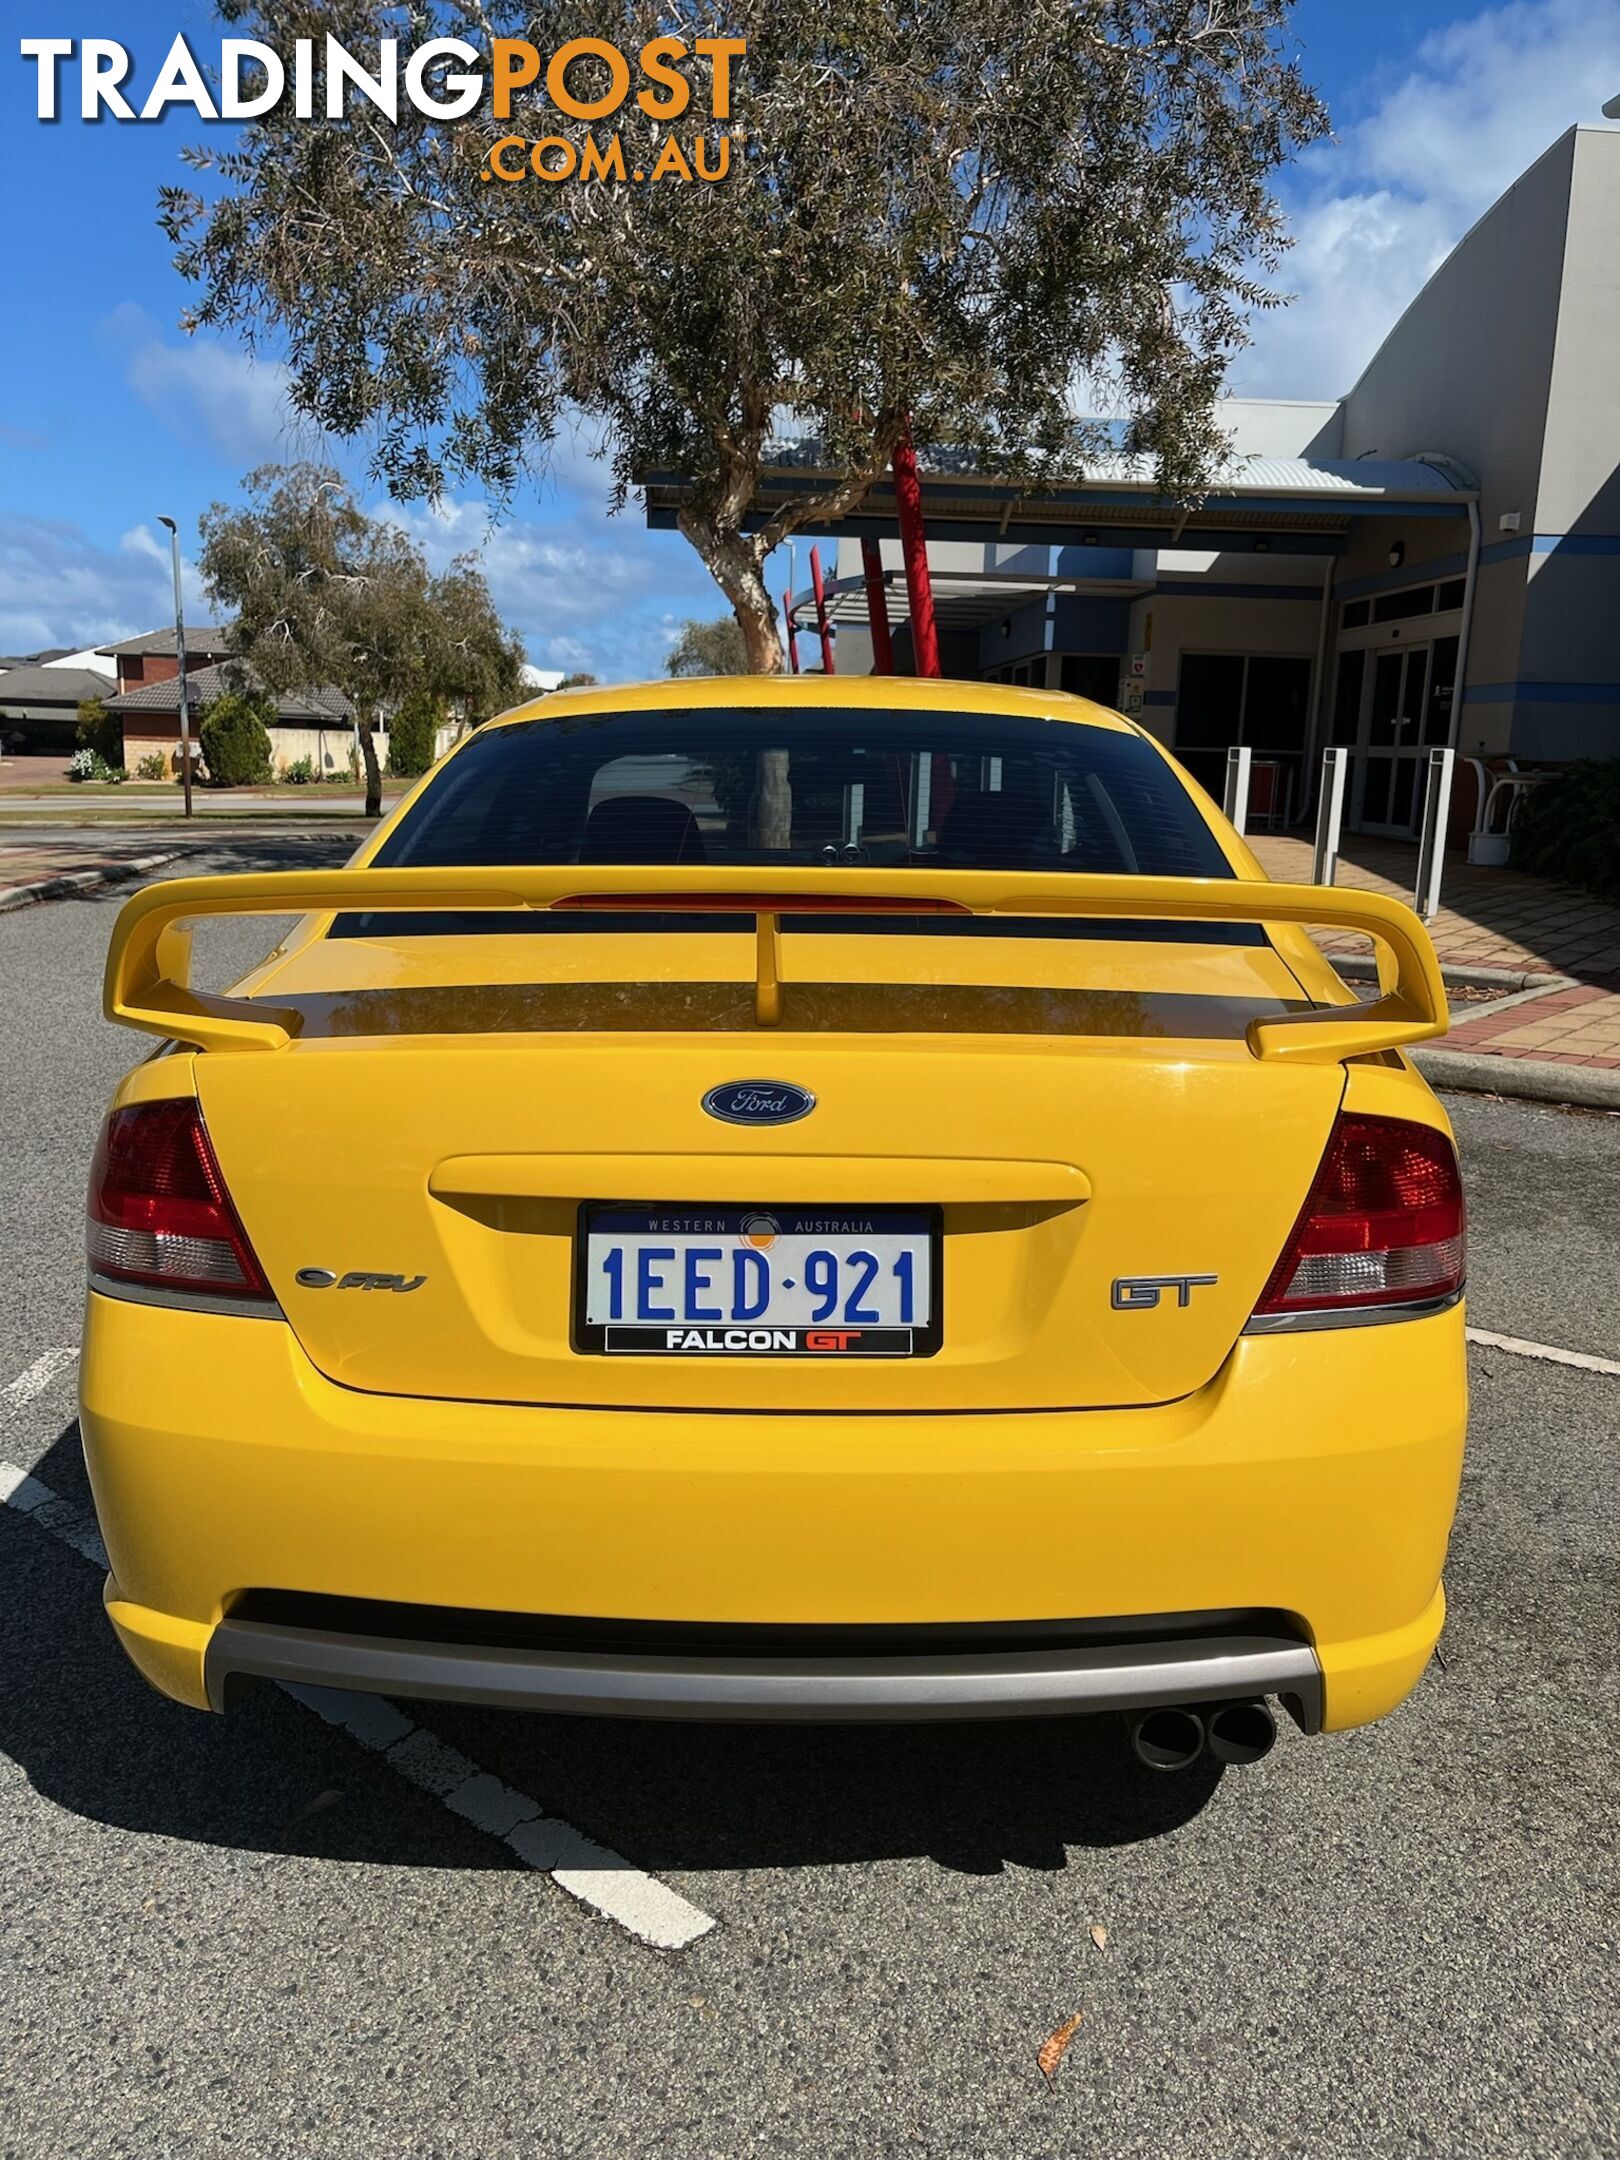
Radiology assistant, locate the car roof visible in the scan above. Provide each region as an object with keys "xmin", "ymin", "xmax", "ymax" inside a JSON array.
[{"xmin": 487, "ymin": 674, "xmax": 1139, "ymax": 736}]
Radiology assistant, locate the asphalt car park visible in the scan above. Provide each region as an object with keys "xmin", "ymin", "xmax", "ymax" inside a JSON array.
[{"xmin": 2, "ymin": 840, "xmax": 1617, "ymax": 2159}]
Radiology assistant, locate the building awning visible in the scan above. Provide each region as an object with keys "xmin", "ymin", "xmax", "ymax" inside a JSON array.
[{"xmin": 641, "ymin": 440, "xmax": 1476, "ymax": 559}]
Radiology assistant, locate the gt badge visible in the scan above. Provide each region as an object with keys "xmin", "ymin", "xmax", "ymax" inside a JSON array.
[{"xmin": 1111, "ymin": 1274, "xmax": 1218, "ymax": 1310}]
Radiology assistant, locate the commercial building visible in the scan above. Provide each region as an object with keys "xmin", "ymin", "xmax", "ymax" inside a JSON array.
[{"xmin": 643, "ymin": 125, "xmax": 1620, "ymax": 836}]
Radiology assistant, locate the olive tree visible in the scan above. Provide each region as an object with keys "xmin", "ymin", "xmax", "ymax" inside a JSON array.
[{"xmin": 165, "ymin": 1, "xmax": 1326, "ymax": 678}]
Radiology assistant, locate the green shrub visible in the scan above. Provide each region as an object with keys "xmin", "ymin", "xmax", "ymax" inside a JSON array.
[
  {"xmin": 1509, "ymin": 760, "xmax": 1620, "ymax": 904},
  {"xmin": 387, "ymin": 689, "xmax": 442, "ymax": 778},
  {"xmin": 280, "ymin": 754, "xmax": 318, "ymax": 785},
  {"xmin": 76, "ymin": 697, "xmax": 122, "ymax": 767},
  {"xmin": 134, "ymin": 751, "xmax": 169, "ymax": 782},
  {"xmin": 198, "ymin": 691, "xmax": 274, "ymax": 786}
]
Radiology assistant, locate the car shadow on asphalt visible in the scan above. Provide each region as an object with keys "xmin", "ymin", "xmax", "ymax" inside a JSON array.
[{"xmin": 4, "ymin": 1420, "xmax": 1223, "ymax": 1878}]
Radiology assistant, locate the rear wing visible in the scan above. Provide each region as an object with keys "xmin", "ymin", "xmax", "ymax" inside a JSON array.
[{"xmin": 104, "ymin": 864, "xmax": 1447, "ymax": 1065}]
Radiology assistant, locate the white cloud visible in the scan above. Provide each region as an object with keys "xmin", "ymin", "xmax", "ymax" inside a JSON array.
[
  {"xmin": 0, "ymin": 483, "xmax": 721, "ymax": 685},
  {"xmin": 0, "ymin": 515, "xmax": 208, "ymax": 656},
  {"xmin": 1236, "ymin": 0, "xmax": 1620, "ymax": 397},
  {"xmin": 101, "ymin": 302, "xmax": 330, "ymax": 468},
  {"xmin": 376, "ymin": 493, "xmax": 717, "ymax": 682},
  {"xmin": 82, "ymin": 314, "xmax": 734, "ymax": 681}
]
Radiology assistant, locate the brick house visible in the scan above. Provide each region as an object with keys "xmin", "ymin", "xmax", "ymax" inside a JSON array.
[
  {"xmin": 97, "ymin": 626, "xmax": 235, "ymax": 698},
  {"xmin": 99, "ymin": 630, "xmax": 360, "ymax": 778},
  {"xmin": 0, "ymin": 664, "xmax": 118, "ymax": 754}
]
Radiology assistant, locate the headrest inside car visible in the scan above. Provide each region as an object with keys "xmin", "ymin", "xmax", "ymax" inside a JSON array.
[{"xmin": 578, "ymin": 794, "xmax": 707, "ymax": 865}]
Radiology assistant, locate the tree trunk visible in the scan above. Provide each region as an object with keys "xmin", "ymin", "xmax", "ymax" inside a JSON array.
[
  {"xmin": 682, "ymin": 520, "xmax": 792, "ymax": 846},
  {"xmin": 357, "ymin": 710, "xmax": 383, "ymax": 819},
  {"xmin": 691, "ymin": 531, "xmax": 783, "ymax": 676},
  {"xmin": 727, "ymin": 566, "xmax": 790, "ymax": 848}
]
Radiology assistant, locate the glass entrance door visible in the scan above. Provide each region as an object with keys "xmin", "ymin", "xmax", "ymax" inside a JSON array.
[{"xmin": 1351, "ymin": 636, "xmax": 1457, "ymax": 835}]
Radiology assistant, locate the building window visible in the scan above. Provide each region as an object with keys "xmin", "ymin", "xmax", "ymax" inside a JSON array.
[
  {"xmin": 1330, "ymin": 648, "xmax": 1365, "ymax": 745},
  {"xmin": 1175, "ymin": 654, "xmax": 1247, "ymax": 751},
  {"xmin": 1059, "ymin": 654, "xmax": 1122, "ymax": 705},
  {"xmin": 1343, "ymin": 578, "xmax": 1467, "ymax": 633},
  {"xmin": 1371, "ymin": 584, "xmax": 1438, "ymax": 624},
  {"xmin": 1174, "ymin": 652, "xmax": 1313, "ymax": 813}
]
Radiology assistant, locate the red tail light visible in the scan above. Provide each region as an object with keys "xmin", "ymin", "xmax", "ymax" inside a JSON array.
[
  {"xmin": 1254, "ymin": 1113, "xmax": 1465, "ymax": 1318},
  {"xmin": 87, "ymin": 1099, "xmax": 273, "ymax": 1303}
]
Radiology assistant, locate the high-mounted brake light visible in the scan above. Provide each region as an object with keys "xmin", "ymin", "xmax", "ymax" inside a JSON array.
[
  {"xmin": 1253, "ymin": 1113, "xmax": 1465, "ymax": 1319},
  {"xmin": 87, "ymin": 1099, "xmax": 274, "ymax": 1305}
]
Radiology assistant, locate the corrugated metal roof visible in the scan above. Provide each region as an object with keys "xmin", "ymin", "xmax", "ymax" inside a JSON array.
[
  {"xmin": 754, "ymin": 429, "xmax": 1474, "ymax": 500},
  {"xmin": 1203, "ymin": 454, "xmax": 1471, "ymax": 497}
]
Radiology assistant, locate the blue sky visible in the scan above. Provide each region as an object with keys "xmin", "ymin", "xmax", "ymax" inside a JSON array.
[{"xmin": 2, "ymin": 0, "xmax": 1619, "ymax": 676}]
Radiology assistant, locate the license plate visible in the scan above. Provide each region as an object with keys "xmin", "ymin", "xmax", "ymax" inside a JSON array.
[{"xmin": 576, "ymin": 1205, "xmax": 940, "ymax": 1356}]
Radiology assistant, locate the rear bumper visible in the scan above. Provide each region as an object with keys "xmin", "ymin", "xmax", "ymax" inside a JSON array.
[
  {"xmin": 202, "ymin": 1609, "xmax": 1325, "ymax": 1726},
  {"xmin": 80, "ymin": 1290, "xmax": 1466, "ymax": 1733}
]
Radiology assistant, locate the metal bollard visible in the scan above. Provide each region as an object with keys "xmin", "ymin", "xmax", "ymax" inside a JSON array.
[
  {"xmin": 1223, "ymin": 744, "xmax": 1253, "ymax": 836},
  {"xmin": 1414, "ymin": 746, "xmax": 1455, "ymax": 922},
  {"xmin": 1312, "ymin": 746, "xmax": 1349, "ymax": 886}
]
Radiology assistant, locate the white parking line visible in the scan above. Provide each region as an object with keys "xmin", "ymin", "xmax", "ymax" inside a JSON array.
[
  {"xmin": 0, "ymin": 1347, "xmax": 79, "ymax": 1417},
  {"xmin": 1466, "ymin": 1327, "xmax": 1620, "ymax": 1379},
  {"xmin": 0, "ymin": 1440, "xmax": 715, "ymax": 1953}
]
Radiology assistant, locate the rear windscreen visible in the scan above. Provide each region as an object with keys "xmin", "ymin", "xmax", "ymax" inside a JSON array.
[{"xmin": 373, "ymin": 708, "xmax": 1232, "ymax": 879}]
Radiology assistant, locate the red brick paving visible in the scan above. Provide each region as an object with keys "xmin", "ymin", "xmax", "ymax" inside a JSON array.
[{"xmin": 1250, "ymin": 835, "xmax": 1620, "ymax": 1075}]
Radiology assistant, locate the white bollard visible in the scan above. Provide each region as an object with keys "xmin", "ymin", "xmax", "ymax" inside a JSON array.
[
  {"xmin": 1223, "ymin": 744, "xmax": 1253, "ymax": 835},
  {"xmin": 1414, "ymin": 746, "xmax": 1455, "ymax": 922},
  {"xmin": 1312, "ymin": 747, "xmax": 1349, "ymax": 886}
]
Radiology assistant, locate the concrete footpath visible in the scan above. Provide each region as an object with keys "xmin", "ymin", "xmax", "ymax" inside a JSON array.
[{"xmin": 0, "ymin": 822, "xmax": 375, "ymax": 914}]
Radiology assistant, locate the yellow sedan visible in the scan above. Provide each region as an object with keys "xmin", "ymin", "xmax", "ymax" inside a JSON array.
[{"xmin": 80, "ymin": 676, "xmax": 1466, "ymax": 1771}]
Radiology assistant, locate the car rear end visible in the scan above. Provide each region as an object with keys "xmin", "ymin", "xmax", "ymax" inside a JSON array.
[{"xmin": 79, "ymin": 678, "xmax": 1467, "ymax": 1748}]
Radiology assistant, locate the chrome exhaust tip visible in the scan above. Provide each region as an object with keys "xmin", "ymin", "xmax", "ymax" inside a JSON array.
[
  {"xmin": 1205, "ymin": 1698, "xmax": 1277, "ymax": 1766},
  {"xmin": 1129, "ymin": 1705, "xmax": 1207, "ymax": 1772}
]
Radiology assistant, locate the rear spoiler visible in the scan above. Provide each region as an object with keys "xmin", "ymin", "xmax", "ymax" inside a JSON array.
[{"xmin": 104, "ymin": 864, "xmax": 1447, "ymax": 1064}]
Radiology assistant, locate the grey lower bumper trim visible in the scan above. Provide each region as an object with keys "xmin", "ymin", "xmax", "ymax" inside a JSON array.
[{"xmin": 206, "ymin": 1618, "xmax": 1323, "ymax": 1727}]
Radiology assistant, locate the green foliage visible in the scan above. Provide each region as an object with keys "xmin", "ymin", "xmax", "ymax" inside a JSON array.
[
  {"xmin": 280, "ymin": 754, "xmax": 318, "ymax": 784},
  {"xmin": 161, "ymin": 2, "xmax": 1327, "ymax": 669},
  {"xmin": 387, "ymin": 688, "xmax": 442, "ymax": 778},
  {"xmin": 76, "ymin": 697, "xmax": 122, "ymax": 766},
  {"xmin": 1510, "ymin": 762, "xmax": 1620, "ymax": 903},
  {"xmin": 199, "ymin": 690, "xmax": 274, "ymax": 787},
  {"xmin": 198, "ymin": 463, "xmax": 525, "ymax": 814},
  {"xmin": 668, "ymin": 618, "xmax": 751, "ymax": 677},
  {"xmin": 134, "ymin": 751, "xmax": 170, "ymax": 782},
  {"xmin": 67, "ymin": 746, "xmax": 124, "ymax": 784},
  {"xmin": 556, "ymin": 672, "xmax": 598, "ymax": 690}
]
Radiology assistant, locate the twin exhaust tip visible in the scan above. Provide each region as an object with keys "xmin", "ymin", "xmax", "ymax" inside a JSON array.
[{"xmin": 1129, "ymin": 1698, "xmax": 1277, "ymax": 1772}]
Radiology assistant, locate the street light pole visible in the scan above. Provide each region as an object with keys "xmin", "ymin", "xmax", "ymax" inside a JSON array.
[{"xmin": 156, "ymin": 516, "xmax": 193, "ymax": 818}]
